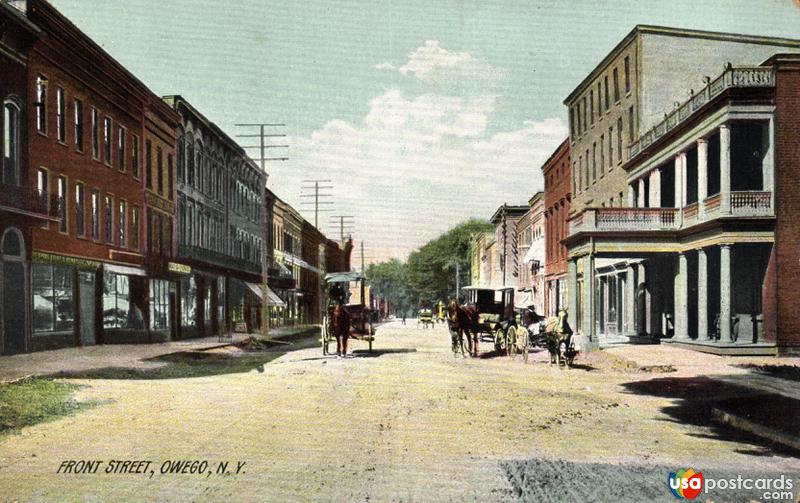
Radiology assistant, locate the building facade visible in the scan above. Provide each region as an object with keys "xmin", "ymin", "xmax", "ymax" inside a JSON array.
[
  {"xmin": 565, "ymin": 25, "xmax": 800, "ymax": 219},
  {"xmin": 565, "ymin": 55, "xmax": 800, "ymax": 355},
  {"xmin": 166, "ymin": 95, "xmax": 265, "ymax": 338},
  {"xmin": 24, "ymin": 0, "xmax": 181, "ymax": 350},
  {"xmin": 515, "ymin": 193, "xmax": 545, "ymax": 314},
  {"xmin": 0, "ymin": 0, "xmax": 56, "ymax": 355},
  {"xmin": 543, "ymin": 139, "xmax": 571, "ymax": 318}
]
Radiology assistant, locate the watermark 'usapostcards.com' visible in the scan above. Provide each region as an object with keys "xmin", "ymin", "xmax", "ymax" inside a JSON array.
[{"xmin": 669, "ymin": 468, "xmax": 795, "ymax": 501}]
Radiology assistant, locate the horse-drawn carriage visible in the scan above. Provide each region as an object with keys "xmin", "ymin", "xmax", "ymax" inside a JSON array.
[
  {"xmin": 418, "ymin": 308, "xmax": 435, "ymax": 328},
  {"xmin": 321, "ymin": 271, "xmax": 375, "ymax": 355},
  {"xmin": 453, "ymin": 286, "xmax": 577, "ymax": 366},
  {"xmin": 460, "ymin": 286, "xmax": 517, "ymax": 352}
]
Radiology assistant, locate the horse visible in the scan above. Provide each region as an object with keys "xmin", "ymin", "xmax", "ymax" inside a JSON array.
[
  {"xmin": 447, "ymin": 299, "xmax": 480, "ymax": 357},
  {"xmin": 543, "ymin": 309, "xmax": 574, "ymax": 367},
  {"xmin": 507, "ymin": 307, "xmax": 546, "ymax": 362}
]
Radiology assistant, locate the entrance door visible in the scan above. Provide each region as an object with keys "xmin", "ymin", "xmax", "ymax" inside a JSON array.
[
  {"xmin": 2, "ymin": 228, "xmax": 26, "ymax": 355},
  {"xmin": 79, "ymin": 271, "xmax": 96, "ymax": 345}
]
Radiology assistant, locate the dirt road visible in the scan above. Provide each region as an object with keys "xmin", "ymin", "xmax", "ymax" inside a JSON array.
[{"xmin": 0, "ymin": 321, "xmax": 797, "ymax": 501}]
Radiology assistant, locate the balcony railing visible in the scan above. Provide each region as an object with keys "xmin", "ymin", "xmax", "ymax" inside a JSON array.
[
  {"xmin": 731, "ymin": 191, "xmax": 772, "ymax": 216},
  {"xmin": 629, "ymin": 66, "xmax": 775, "ymax": 160},
  {"xmin": 569, "ymin": 191, "xmax": 773, "ymax": 237},
  {"xmin": 178, "ymin": 244, "xmax": 260, "ymax": 275},
  {"xmin": 0, "ymin": 183, "xmax": 60, "ymax": 219}
]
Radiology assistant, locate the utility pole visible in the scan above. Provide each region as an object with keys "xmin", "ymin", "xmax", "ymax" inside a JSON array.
[
  {"xmin": 361, "ymin": 241, "xmax": 365, "ymax": 275},
  {"xmin": 300, "ymin": 179, "xmax": 333, "ymax": 229},
  {"xmin": 235, "ymin": 123, "xmax": 288, "ymax": 340},
  {"xmin": 501, "ymin": 204, "xmax": 507, "ymax": 286},
  {"xmin": 455, "ymin": 260, "xmax": 460, "ymax": 299},
  {"xmin": 329, "ymin": 215, "xmax": 354, "ymax": 246}
]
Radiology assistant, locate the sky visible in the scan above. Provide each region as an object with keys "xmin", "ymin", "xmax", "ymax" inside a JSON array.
[{"xmin": 50, "ymin": 0, "xmax": 800, "ymax": 263}]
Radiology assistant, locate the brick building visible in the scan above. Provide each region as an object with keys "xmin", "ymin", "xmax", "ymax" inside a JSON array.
[
  {"xmin": 24, "ymin": 0, "xmax": 179, "ymax": 350},
  {"xmin": 0, "ymin": 0, "xmax": 58, "ymax": 355},
  {"xmin": 542, "ymin": 139, "xmax": 571, "ymax": 318}
]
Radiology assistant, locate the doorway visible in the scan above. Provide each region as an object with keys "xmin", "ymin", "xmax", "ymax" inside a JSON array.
[
  {"xmin": 2, "ymin": 228, "xmax": 27, "ymax": 355},
  {"xmin": 79, "ymin": 270, "xmax": 96, "ymax": 345}
]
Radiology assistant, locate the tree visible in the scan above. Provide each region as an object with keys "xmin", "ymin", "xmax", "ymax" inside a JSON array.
[{"xmin": 366, "ymin": 219, "xmax": 492, "ymax": 315}]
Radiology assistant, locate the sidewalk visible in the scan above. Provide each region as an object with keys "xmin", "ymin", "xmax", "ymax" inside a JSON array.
[{"xmin": 0, "ymin": 325, "xmax": 320, "ymax": 384}]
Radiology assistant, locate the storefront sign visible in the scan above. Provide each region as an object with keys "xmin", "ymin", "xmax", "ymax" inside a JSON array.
[
  {"xmin": 168, "ymin": 262, "xmax": 192, "ymax": 274},
  {"xmin": 145, "ymin": 192, "xmax": 175, "ymax": 214},
  {"xmin": 32, "ymin": 251, "xmax": 101, "ymax": 270}
]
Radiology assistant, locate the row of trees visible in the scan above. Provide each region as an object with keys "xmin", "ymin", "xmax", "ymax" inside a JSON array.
[{"xmin": 366, "ymin": 220, "xmax": 493, "ymax": 317}]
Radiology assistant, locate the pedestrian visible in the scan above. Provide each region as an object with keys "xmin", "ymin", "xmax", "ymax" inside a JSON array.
[
  {"xmin": 333, "ymin": 301, "xmax": 351, "ymax": 358},
  {"xmin": 402, "ymin": 313, "xmax": 406, "ymax": 325}
]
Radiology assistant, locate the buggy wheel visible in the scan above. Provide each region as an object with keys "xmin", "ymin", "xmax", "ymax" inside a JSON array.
[{"xmin": 493, "ymin": 328, "xmax": 504, "ymax": 351}]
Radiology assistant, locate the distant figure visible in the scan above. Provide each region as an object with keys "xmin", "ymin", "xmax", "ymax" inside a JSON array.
[
  {"xmin": 401, "ymin": 314, "xmax": 406, "ymax": 325},
  {"xmin": 333, "ymin": 301, "xmax": 351, "ymax": 358}
]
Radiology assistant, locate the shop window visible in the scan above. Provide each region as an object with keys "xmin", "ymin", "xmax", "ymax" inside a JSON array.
[
  {"xmin": 181, "ymin": 275, "xmax": 197, "ymax": 327},
  {"xmin": 103, "ymin": 273, "xmax": 139, "ymax": 329},
  {"xmin": 149, "ymin": 279, "xmax": 171, "ymax": 330},
  {"xmin": 32, "ymin": 263, "xmax": 74, "ymax": 334}
]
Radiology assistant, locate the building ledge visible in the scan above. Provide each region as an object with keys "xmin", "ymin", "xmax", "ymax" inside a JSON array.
[{"xmin": 663, "ymin": 338, "xmax": 777, "ymax": 356}]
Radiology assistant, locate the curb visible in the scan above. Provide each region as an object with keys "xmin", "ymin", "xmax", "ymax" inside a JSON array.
[{"xmin": 711, "ymin": 407, "xmax": 800, "ymax": 452}]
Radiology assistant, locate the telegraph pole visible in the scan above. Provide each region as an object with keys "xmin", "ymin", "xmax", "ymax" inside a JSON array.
[
  {"xmin": 300, "ymin": 179, "xmax": 333, "ymax": 229},
  {"xmin": 235, "ymin": 123, "xmax": 288, "ymax": 339},
  {"xmin": 501, "ymin": 204, "xmax": 507, "ymax": 286},
  {"xmin": 329, "ymin": 215, "xmax": 354, "ymax": 246}
]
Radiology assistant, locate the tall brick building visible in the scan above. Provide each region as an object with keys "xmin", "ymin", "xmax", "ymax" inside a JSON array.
[
  {"xmin": 542, "ymin": 139, "xmax": 571, "ymax": 318},
  {"xmin": 24, "ymin": 0, "xmax": 179, "ymax": 350}
]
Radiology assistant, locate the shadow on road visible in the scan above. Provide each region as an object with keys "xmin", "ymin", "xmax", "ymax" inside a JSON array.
[
  {"xmin": 351, "ymin": 348, "xmax": 418, "ymax": 358},
  {"xmin": 620, "ymin": 375, "xmax": 800, "ymax": 455},
  {"xmin": 41, "ymin": 337, "xmax": 320, "ymax": 381}
]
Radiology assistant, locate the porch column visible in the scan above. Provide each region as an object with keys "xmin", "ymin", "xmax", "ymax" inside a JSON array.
[
  {"xmin": 675, "ymin": 153, "xmax": 686, "ymax": 227},
  {"xmin": 637, "ymin": 178, "xmax": 646, "ymax": 207},
  {"xmin": 625, "ymin": 264, "xmax": 636, "ymax": 336},
  {"xmin": 674, "ymin": 252, "xmax": 688, "ymax": 339},
  {"xmin": 697, "ymin": 248, "xmax": 708, "ymax": 340},
  {"xmin": 719, "ymin": 124, "xmax": 731, "ymax": 215},
  {"xmin": 627, "ymin": 184, "xmax": 636, "ymax": 207},
  {"xmin": 762, "ymin": 118, "xmax": 774, "ymax": 211},
  {"xmin": 720, "ymin": 244, "xmax": 733, "ymax": 341},
  {"xmin": 582, "ymin": 254, "xmax": 596, "ymax": 350},
  {"xmin": 638, "ymin": 262, "xmax": 648, "ymax": 336},
  {"xmin": 649, "ymin": 169, "xmax": 661, "ymax": 208},
  {"xmin": 697, "ymin": 139, "xmax": 708, "ymax": 218},
  {"xmin": 567, "ymin": 259, "xmax": 577, "ymax": 328},
  {"xmin": 649, "ymin": 260, "xmax": 661, "ymax": 336}
]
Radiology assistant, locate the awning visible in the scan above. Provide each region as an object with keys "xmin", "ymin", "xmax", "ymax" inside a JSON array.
[
  {"xmin": 324, "ymin": 271, "xmax": 364, "ymax": 283},
  {"xmin": 105, "ymin": 263, "xmax": 147, "ymax": 277},
  {"xmin": 245, "ymin": 282, "xmax": 287, "ymax": 307}
]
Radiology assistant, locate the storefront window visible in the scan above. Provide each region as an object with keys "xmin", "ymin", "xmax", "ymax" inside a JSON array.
[
  {"xmin": 218, "ymin": 277, "xmax": 225, "ymax": 326},
  {"xmin": 150, "ymin": 279, "xmax": 171, "ymax": 330},
  {"xmin": 181, "ymin": 275, "xmax": 197, "ymax": 327},
  {"xmin": 32, "ymin": 263, "xmax": 75, "ymax": 334},
  {"xmin": 103, "ymin": 273, "xmax": 141, "ymax": 329},
  {"xmin": 204, "ymin": 282, "xmax": 212, "ymax": 328}
]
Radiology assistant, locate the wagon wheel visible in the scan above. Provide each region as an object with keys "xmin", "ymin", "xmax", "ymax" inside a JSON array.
[{"xmin": 493, "ymin": 327, "xmax": 504, "ymax": 351}]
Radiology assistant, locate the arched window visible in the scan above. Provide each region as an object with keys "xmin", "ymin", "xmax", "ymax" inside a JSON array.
[{"xmin": 3, "ymin": 100, "xmax": 20, "ymax": 186}]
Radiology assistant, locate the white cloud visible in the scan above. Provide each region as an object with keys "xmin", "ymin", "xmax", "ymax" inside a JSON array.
[
  {"xmin": 380, "ymin": 40, "xmax": 508, "ymax": 89},
  {"xmin": 268, "ymin": 88, "xmax": 566, "ymax": 263}
]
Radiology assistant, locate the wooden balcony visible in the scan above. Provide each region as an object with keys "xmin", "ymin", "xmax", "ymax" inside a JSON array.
[{"xmin": 0, "ymin": 183, "xmax": 60, "ymax": 220}]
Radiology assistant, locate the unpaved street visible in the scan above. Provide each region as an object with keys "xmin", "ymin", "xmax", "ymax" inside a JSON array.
[{"xmin": 0, "ymin": 321, "xmax": 798, "ymax": 502}]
